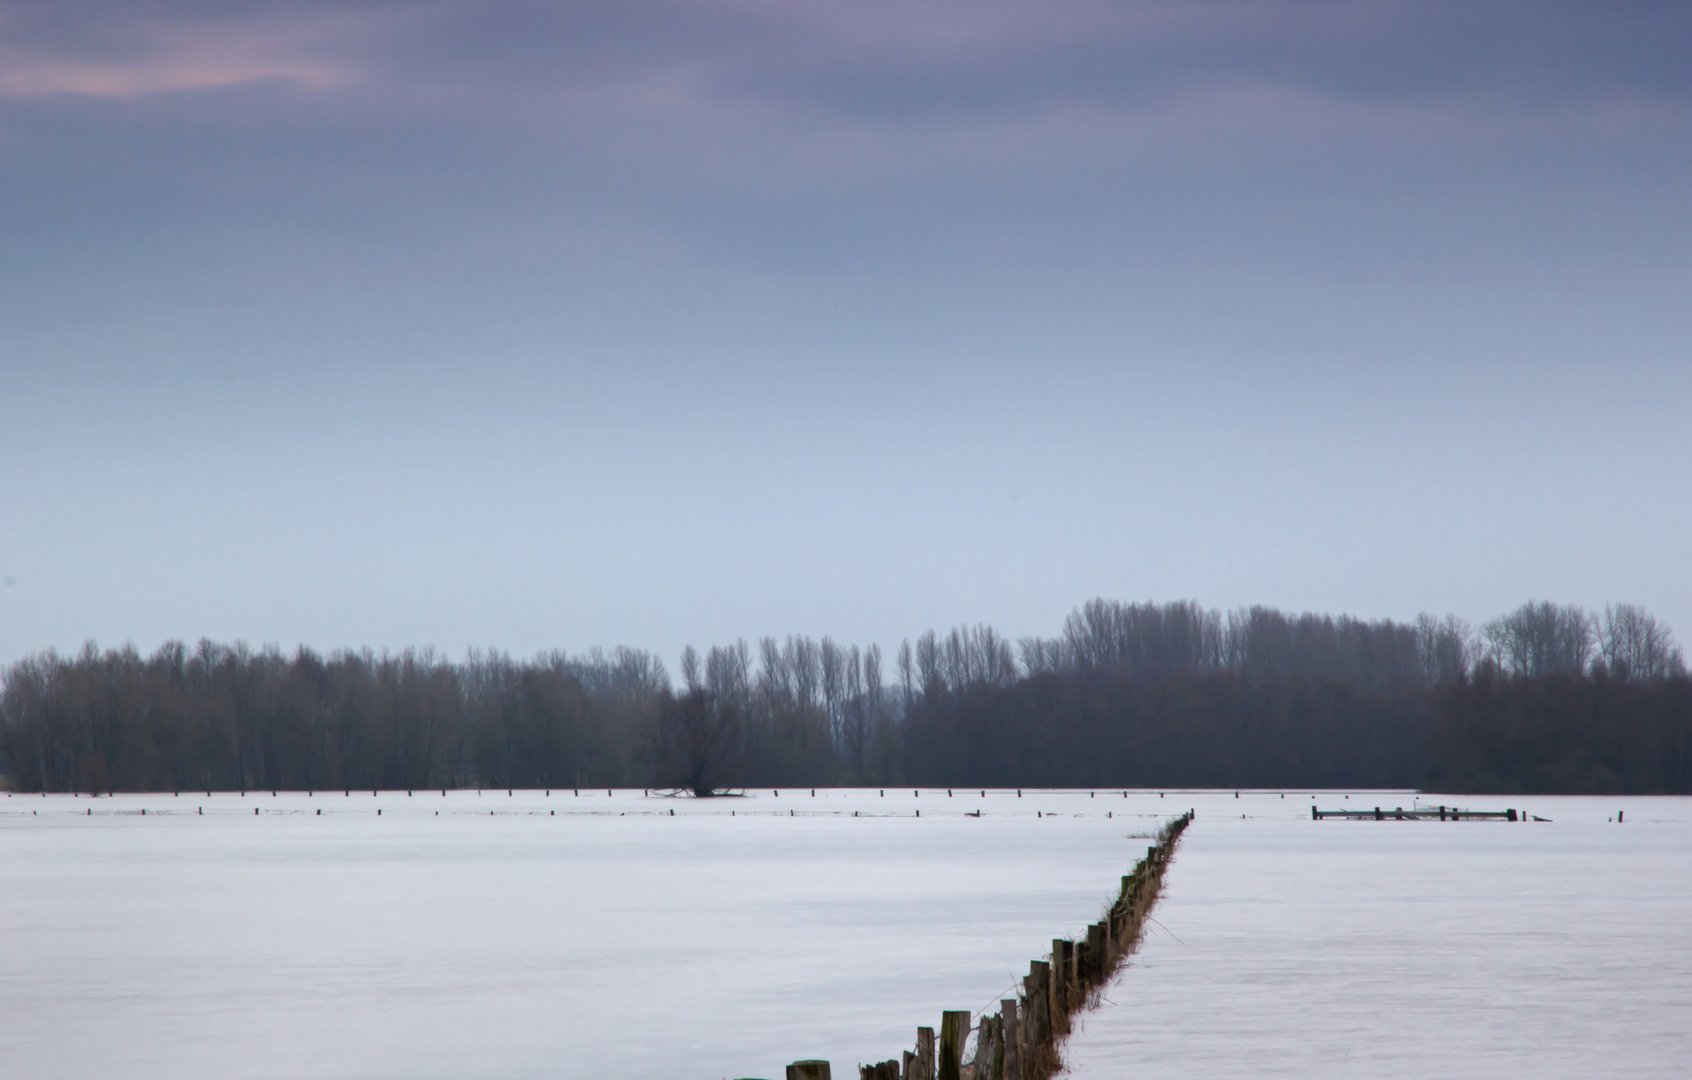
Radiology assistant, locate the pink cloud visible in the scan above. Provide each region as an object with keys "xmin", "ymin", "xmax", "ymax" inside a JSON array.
[
  {"xmin": 0, "ymin": 11, "xmax": 369, "ymax": 98},
  {"xmin": 0, "ymin": 57, "xmax": 345, "ymax": 97}
]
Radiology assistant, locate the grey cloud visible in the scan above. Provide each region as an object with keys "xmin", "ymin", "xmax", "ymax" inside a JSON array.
[
  {"xmin": 4, "ymin": 1, "xmax": 1689, "ymax": 114},
  {"xmin": 4, "ymin": 0, "xmax": 1688, "ymax": 294},
  {"xmin": 710, "ymin": 1, "xmax": 1692, "ymax": 123}
]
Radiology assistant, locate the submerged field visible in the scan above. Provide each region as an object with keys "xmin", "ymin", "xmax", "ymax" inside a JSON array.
[
  {"xmin": 1065, "ymin": 793, "xmax": 1692, "ymax": 1080},
  {"xmin": 2, "ymin": 789, "xmax": 1687, "ymax": 1078}
]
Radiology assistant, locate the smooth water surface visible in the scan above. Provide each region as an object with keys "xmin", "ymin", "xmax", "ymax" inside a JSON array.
[
  {"xmin": 2, "ymin": 786, "xmax": 1163, "ymax": 1079},
  {"xmin": 1067, "ymin": 793, "xmax": 1692, "ymax": 1080},
  {"xmin": 3, "ymin": 789, "xmax": 1685, "ymax": 1078}
]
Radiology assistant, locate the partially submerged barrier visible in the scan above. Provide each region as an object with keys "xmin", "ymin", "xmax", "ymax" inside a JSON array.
[
  {"xmin": 1312, "ymin": 804, "xmax": 1535, "ymax": 821},
  {"xmin": 786, "ymin": 810, "xmax": 1194, "ymax": 1080}
]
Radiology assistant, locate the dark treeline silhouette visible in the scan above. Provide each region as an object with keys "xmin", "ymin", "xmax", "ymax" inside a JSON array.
[{"xmin": 3, "ymin": 600, "xmax": 1687, "ymax": 795}]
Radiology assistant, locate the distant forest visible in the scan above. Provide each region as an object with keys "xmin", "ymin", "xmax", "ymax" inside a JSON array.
[{"xmin": 2, "ymin": 599, "xmax": 1688, "ymax": 795}]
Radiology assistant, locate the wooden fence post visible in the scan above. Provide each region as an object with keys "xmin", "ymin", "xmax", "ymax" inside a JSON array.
[
  {"xmin": 1027, "ymin": 963, "xmax": 1051, "ymax": 1046},
  {"xmin": 938, "ymin": 1011, "xmax": 970, "ymax": 1080},
  {"xmin": 831, "ymin": 815, "xmax": 1188, "ymax": 1080},
  {"xmin": 969, "ymin": 1014, "xmax": 1001, "ymax": 1080},
  {"xmin": 1049, "ymin": 942, "xmax": 1071, "ymax": 1035},
  {"xmin": 787, "ymin": 1062, "xmax": 831, "ymax": 1080},
  {"xmin": 1000, "ymin": 999, "xmax": 1020, "ymax": 1080},
  {"xmin": 916, "ymin": 1026, "xmax": 936, "ymax": 1080}
]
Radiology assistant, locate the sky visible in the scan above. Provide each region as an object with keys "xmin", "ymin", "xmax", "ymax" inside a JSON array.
[{"xmin": 2, "ymin": 0, "xmax": 1690, "ymax": 668}]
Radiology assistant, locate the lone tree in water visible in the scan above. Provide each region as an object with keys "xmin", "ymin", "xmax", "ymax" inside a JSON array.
[{"xmin": 649, "ymin": 689, "xmax": 741, "ymax": 796}]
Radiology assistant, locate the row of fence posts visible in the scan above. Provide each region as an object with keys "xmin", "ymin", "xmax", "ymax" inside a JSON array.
[{"xmin": 785, "ymin": 811, "xmax": 1193, "ymax": 1080}]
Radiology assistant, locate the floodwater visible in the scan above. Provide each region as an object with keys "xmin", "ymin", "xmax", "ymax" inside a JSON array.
[
  {"xmin": 1, "ymin": 789, "xmax": 1685, "ymax": 1079},
  {"xmin": 1066, "ymin": 792, "xmax": 1692, "ymax": 1080}
]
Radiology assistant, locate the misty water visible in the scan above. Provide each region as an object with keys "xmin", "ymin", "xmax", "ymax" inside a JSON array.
[{"xmin": 3, "ymin": 790, "xmax": 1686, "ymax": 1079}]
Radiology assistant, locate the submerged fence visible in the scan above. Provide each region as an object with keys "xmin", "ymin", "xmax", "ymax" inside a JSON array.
[{"xmin": 788, "ymin": 811, "xmax": 1194, "ymax": 1080}]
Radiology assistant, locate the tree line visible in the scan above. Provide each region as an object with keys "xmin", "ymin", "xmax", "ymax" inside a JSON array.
[{"xmin": 2, "ymin": 599, "xmax": 1686, "ymax": 795}]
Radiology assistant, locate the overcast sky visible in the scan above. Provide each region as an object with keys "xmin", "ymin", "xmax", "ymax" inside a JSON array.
[{"xmin": 2, "ymin": 0, "xmax": 1689, "ymax": 667}]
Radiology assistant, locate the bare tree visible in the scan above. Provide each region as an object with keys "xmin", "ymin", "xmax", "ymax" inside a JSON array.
[
  {"xmin": 943, "ymin": 628, "xmax": 968, "ymax": 689},
  {"xmin": 788, "ymin": 636, "xmax": 820, "ymax": 710},
  {"xmin": 758, "ymin": 637, "xmax": 789, "ymax": 705},
  {"xmin": 1599, "ymin": 603, "xmax": 1686, "ymax": 680},
  {"xmin": 1415, "ymin": 613, "xmax": 1473, "ymax": 685},
  {"xmin": 974, "ymin": 625, "xmax": 1018, "ymax": 687},
  {"xmin": 820, "ymin": 636, "xmax": 844, "ymax": 741},
  {"xmin": 1019, "ymin": 636, "xmax": 1054, "ymax": 675},
  {"xmin": 842, "ymin": 645, "xmax": 868, "ymax": 772},
  {"xmin": 705, "ymin": 640, "xmax": 751, "ymax": 709},
  {"xmin": 648, "ymin": 688, "xmax": 741, "ymax": 796},
  {"xmin": 863, "ymin": 644, "xmax": 883, "ymax": 705},
  {"xmin": 915, "ymin": 631, "xmax": 943, "ymax": 698},
  {"xmin": 679, "ymin": 645, "xmax": 702, "ymax": 694},
  {"xmin": 846, "ymin": 645, "xmax": 864, "ymax": 706},
  {"xmin": 1482, "ymin": 601, "xmax": 1596, "ymax": 676},
  {"xmin": 897, "ymin": 639, "xmax": 914, "ymax": 711}
]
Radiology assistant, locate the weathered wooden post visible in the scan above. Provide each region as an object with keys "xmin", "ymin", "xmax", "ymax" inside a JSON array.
[
  {"xmin": 938, "ymin": 1011, "xmax": 970, "ymax": 1080},
  {"xmin": 1023, "ymin": 978, "xmax": 1041, "ymax": 1072},
  {"xmin": 1001, "ymin": 999, "xmax": 1020, "ymax": 1080},
  {"xmin": 1066, "ymin": 934, "xmax": 1081, "ymax": 1015},
  {"xmin": 1049, "ymin": 941, "xmax": 1071, "ymax": 1035},
  {"xmin": 787, "ymin": 1061, "xmax": 831, "ymax": 1080},
  {"xmin": 967, "ymin": 1015, "xmax": 1000, "ymax": 1080},
  {"xmin": 1027, "ymin": 962, "xmax": 1051, "ymax": 1046},
  {"xmin": 916, "ymin": 1026, "xmax": 936, "ymax": 1080},
  {"xmin": 902, "ymin": 1050, "xmax": 916, "ymax": 1079},
  {"xmin": 1056, "ymin": 940, "xmax": 1070, "ymax": 1007}
]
